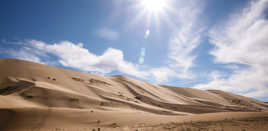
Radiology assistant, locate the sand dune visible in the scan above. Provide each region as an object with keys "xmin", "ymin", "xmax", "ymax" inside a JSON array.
[{"xmin": 1, "ymin": 59, "xmax": 268, "ymax": 131}]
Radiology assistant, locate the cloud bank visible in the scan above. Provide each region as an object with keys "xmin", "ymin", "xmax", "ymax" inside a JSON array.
[{"xmin": 5, "ymin": 40, "xmax": 148, "ymax": 78}]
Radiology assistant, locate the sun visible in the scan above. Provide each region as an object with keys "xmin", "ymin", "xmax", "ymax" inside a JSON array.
[
  {"xmin": 140, "ymin": 0, "xmax": 168, "ymax": 13},
  {"xmin": 129, "ymin": 0, "xmax": 173, "ymax": 31}
]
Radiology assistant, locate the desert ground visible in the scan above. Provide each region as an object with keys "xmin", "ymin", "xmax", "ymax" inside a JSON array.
[{"xmin": 1, "ymin": 59, "xmax": 268, "ymax": 131}]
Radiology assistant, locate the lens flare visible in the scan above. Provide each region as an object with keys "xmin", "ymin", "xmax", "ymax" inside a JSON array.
[
  {"xmin": 141, "ymin": 48, "xmax": 146, "ymax": 56},
  {"xmin": 139, "ymin": 48, "xmax": 146, "ymax": 64},
  {"xmin": 144, "ymin": 29, "xmax": 150, "ymax": 39},
  {"xmin": 139, "ymin": 57, "xmax": 145, "ymax": 64}
]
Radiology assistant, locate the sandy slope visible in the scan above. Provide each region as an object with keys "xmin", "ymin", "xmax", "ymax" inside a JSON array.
[{"xmin": 0, "ymin": 59, "xmax": 268, "ymax": 131}]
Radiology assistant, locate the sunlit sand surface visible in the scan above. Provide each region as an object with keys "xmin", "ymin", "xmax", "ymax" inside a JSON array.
[{"xmin": 1, "ymin": 59, "xmax": 268, "ymax": 131}]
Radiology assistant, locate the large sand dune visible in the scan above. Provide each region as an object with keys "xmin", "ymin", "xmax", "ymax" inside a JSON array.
[{"xmin": 1, "ymin": 59, "xmax": 268, "ymax": 131}]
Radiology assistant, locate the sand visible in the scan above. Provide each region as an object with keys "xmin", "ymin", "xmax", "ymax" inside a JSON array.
[{"xmin": 0, "ymin": 59, "xmax": 268, "ymax": 131}]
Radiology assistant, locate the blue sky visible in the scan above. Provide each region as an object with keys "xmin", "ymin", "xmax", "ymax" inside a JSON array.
[{"xmin": 0, "ymin": 0, "xmax": 268, "ymax": 101}]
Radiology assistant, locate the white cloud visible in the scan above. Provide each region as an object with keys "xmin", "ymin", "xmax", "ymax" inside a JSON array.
[
  {"xmin": 5, "ymin": 40, "xmax": 148, "ymax": 78},
  {"xmin": 149, "ymin": 67, "xmax": 178, "ymax": 83},
  {"xmin": 195, "ymin": 0, "xmax": 268, "ymax": 99},
  {"xmin": 195, "ymin": 68, "xmax": 268, "ymax": 98},
  {"xmin": 9, "ymin": 48, "xmax": 43, "ymax": 64},
  {"xmin": 96, "ymin": 28, "xmax": 120, "ymax": 41}
]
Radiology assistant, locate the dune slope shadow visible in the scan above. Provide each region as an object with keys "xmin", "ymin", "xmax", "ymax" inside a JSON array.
[
  {"xmin": 0, "ymin": 78, "xmax": 34, "ymax": 96},
  {"xmin": 0, "ymin": 109, "xmax": 15, "ymax": 130}
]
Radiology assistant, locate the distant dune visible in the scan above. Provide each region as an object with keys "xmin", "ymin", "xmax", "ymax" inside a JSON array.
[{"xmin": 1, "ymin": 59, "xmax": 268, "ymax": 131}]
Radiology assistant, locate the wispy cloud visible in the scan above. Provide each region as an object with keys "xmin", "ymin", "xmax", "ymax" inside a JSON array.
[
  {"xmin": 135, "ymin": 0, "xmax": 205, "ymax": 84},
  {"xmin": 156, "ymin": 0, "xmax": 204, "ymax": 80},
  {"xmin": 96, "ymin": 28, "xmax": 120, "ymax": 41},
  {"xmin": 195, "ymin": 0, "xmax": 268, "ymax": 99}
]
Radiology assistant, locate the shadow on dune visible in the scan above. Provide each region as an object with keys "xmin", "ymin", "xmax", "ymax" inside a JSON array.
[{"xmin": 0, "ymin": 109, "xmax": 15, "ymax": 130}]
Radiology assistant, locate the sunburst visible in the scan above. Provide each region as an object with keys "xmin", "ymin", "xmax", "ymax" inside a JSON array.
[{"xmin": 128, "ymin": 0, "xmax": 173, "ymax": 30}]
